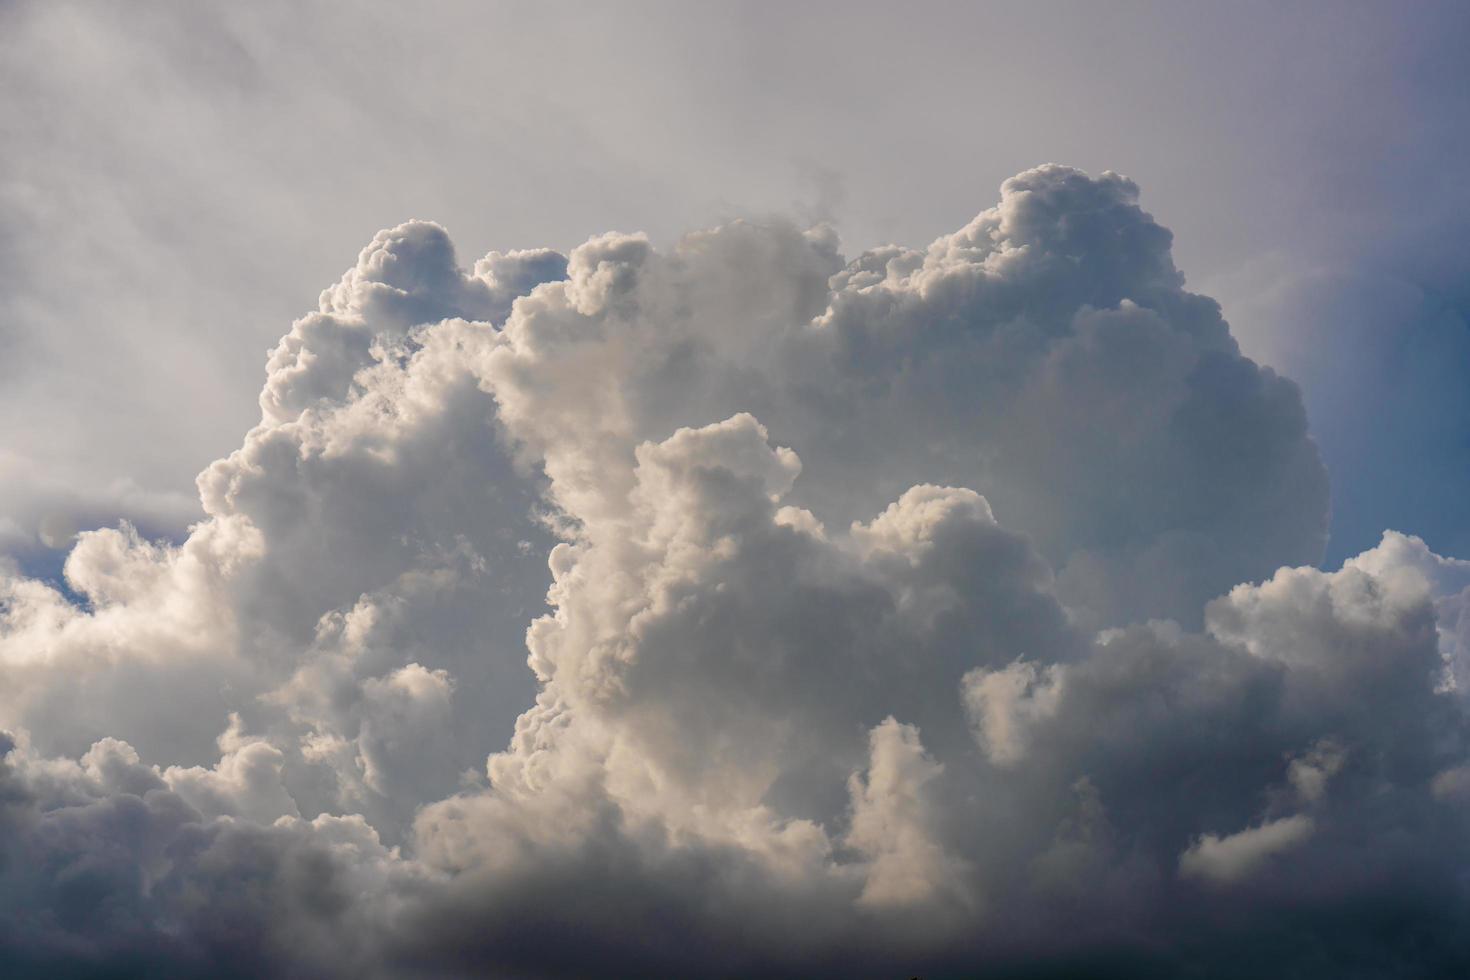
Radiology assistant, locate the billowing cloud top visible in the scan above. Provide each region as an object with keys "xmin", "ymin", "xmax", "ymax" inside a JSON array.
[{"xmin": 3, "ymin": 166, "xmax": 1468, "ymax": 978}]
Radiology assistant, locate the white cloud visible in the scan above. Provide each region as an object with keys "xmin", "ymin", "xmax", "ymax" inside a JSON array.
[
  {"xmin": 962, "ymin": 659, "xmax": 1066, "ymax": 767},
  {"xmin": 1179, "ymin": 815, "xmax": 1316, "ymax": 885},
  {"xmin": 846, "ymin": 718, "xmax": 970, "ymax": 912},
  {"xmin": 0, "ymin": 165, "xmax": 1467, "ymax": 978}
]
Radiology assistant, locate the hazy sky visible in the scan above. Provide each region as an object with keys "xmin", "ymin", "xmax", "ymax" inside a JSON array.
[
  {"xmin": 4, "ymin": 3, "xmax": 1470, "ymax": 977},
  {"xmin": 4, "ymin": 0, "xmax": 1467, "ymax": 563}
]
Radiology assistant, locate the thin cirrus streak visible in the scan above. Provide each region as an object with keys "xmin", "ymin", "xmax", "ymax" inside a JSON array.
[{"xmin": 3, "ymin": 166, "xmax": 1470, "ymax": 978}]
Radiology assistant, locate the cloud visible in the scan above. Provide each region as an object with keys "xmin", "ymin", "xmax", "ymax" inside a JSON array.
[
  {"xmin": 962, "ymin": 658, "xmax": 1066, "ymax": 766},
  {"xmin": 846, "ymin": 717, "xmax": 970, "ymax": 913},
  {"xmin": 0, "ymin": 729, "xmax": 409, "ymax": 979},
  {"xmin": 1179, "ymin": 814, "xmax": 1315, "ymax": 885},
  {"xmin": 2, "ymin": 166, "xmax": 1469, "ymax": 977}
]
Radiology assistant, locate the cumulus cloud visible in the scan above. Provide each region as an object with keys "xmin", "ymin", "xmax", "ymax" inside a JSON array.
[
  {"xmin": 2, "ymin": 166, "xmax": 1469, "ymax": 977},
  {"xmin": 1179, "ymin": 814, "xmax": 1316, "ymax": 885}
]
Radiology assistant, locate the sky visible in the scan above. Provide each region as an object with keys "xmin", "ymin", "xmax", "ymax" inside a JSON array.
[{"xmin": 3, "ymin": 1, "xmax": 1470, "ymax": 977}]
